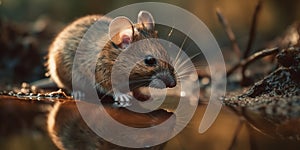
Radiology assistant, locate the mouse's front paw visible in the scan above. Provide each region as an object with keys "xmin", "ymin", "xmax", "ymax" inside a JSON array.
[{"xmin": 113, "ymin": 93, "xmax": 132, "ymax": 107}]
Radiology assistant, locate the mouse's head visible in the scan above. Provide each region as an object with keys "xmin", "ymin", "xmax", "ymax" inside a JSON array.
[{"xmin": 107, "ymin": 11, "xmax": 176, "ymax": 92}]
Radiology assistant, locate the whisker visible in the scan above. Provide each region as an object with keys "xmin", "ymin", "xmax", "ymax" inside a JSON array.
[
  {"xmin": 98, "ymin": 88, "xmax": 114, "ymax": 100},
  {"xmin": 168, "ymin": 25, "xmax": 175, "ymax": 38},
  {"xmin": 167, "ymin": 18, "xmax": 175, "ymax": 47},
  {"xmin": 94, "ymin": 78, "xmax": 109, "ymax": 86},
  {"xmin": 176, "ymin": 68, "xmax": 202, "ymax": 80},
  {"xmin": 176, "ymin": 68, "xmax": 205, "ymax": 79},
  {"xmin": 178, "ymin": 52, "xmax": 202, "ymax": 67},
  {"xmin": 181, "ymin": 39, "xmax": 194, "ymax": 53},
  {"xmin": 173, "ymin": 22, "xmax": 196, "ymax": 68},
  {"xmin": 175, "ymin": 51, "xmax": 204, "ymax": 71},
  {"xmin": 174, "ymin": 35, "xmax": 189, "ymax": 67},
  {"xmin": 176, "ymin": 74, "xmax": 194, "ymax": 79},
  {"xmin": 177, "ymin": 65, "xmax": 201, "ymax": 75}
]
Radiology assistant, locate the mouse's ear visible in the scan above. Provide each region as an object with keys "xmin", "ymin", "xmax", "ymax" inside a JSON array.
[
  {"xmin": 137, "ymin": 11, "xmax": 155, "ymax": 31},
  {"xmin": 109, "ymin": 16, "xmax": 134, "ymax": 49}
]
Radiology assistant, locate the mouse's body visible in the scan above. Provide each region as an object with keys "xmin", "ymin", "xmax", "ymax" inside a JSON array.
[{"xmin": 46, "ymin": 11, "xmax": 176, "ymax": 105}]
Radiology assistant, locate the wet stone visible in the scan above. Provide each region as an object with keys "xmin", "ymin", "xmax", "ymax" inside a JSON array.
[
  {"xmin": 0, "ymin": 91, "xmax": 7, "ymax": 95},
  {"xmin": 222, "ymin": 47, "xmax": 300, "ymax": 140},
  {"xmin": 45, "ymin": 89, "xmax": 68, "ymax": 99},
  {"xmin": 8, "ymin": 91, "xmax": 16, "ymax": 96},
  {"xmin": 16, "ymin": 92, "xmax": 26, "ymax": 97},
  {"xmin": 37, "ymin": 93, "xmax": 46, "ymax": 97},
  {"xmin": 0, "ymin": 82, "xmax": 70, "ymax": 101},
  {"xmin": 243, "ymin": 66, "xmax": 300, "ymax": 98},
  {"xmin": 277, "ymin": 47, "xmax": 300, "ymax": 68}
]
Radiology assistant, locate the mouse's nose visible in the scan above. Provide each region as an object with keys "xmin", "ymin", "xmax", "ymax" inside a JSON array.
[
  {"xmin": 161, "ymin": 75, "xmax": 176, "ymax": 88},
  {"xmin": 153, "ymin": 71, "xmax": 177, "ymax": 88}
]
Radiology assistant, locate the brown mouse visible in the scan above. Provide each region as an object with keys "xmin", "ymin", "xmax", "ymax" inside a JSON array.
[{"xmin": 47, "ymin": 11, "xmax": 176, "ymax": 106}]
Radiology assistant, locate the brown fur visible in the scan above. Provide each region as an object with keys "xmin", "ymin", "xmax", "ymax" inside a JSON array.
[{"xmin": 47, "ymin": 14, "xmax": 175, "ymax": 96}]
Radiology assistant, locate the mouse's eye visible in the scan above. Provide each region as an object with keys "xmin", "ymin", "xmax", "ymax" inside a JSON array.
[{"xmin": 144, "ymin": 55, "xmax": 157, "ymax": 66}]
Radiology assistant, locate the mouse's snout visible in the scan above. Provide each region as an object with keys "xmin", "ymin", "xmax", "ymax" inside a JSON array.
[{"xmin": 151, "ymin": 71, "xmax": 177, "ymax": 88}]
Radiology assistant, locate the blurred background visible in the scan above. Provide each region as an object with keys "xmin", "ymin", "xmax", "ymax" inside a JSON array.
[
  {"xmin": 0, "ymin": 0, "xmax": 300, "ymax": 150},
  {"xmin": 0, "ymin": 0, "xmax": 300, "ymax": 85},
  {"xmin": 1, "ymin": 0, "xmax": 300, "ymax": 43}
]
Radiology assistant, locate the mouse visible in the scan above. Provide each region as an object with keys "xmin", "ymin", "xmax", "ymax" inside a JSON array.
[{"xmin": 46, "ymin": 11, "xmax": 177, "ymax": 106}]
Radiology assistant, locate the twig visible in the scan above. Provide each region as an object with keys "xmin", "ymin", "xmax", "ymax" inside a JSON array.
[
  {"xmin": 241, "ymin": 0, "xmax": 262, "ymax": 85},
  {"xmin": 297, "ymin": 22, "xmax": 300, "ymax": 46},
  {"xmin": 227, "ymin": 47, "xmax": 280, "ymax": 77},
  {"xmin": 216, "ymin": 8, "xmax": 241, "ymax": 57},
  {"xmin": 228, "ymin": 119, "xmax": 244, "ymax": 150},
  {"xmin": 243, "ymin": 0, "xmax": 262, "ymax": 58},
  {"xmin": 226, "ymin": 63, "xmax": 240, "ymax": 77}
]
